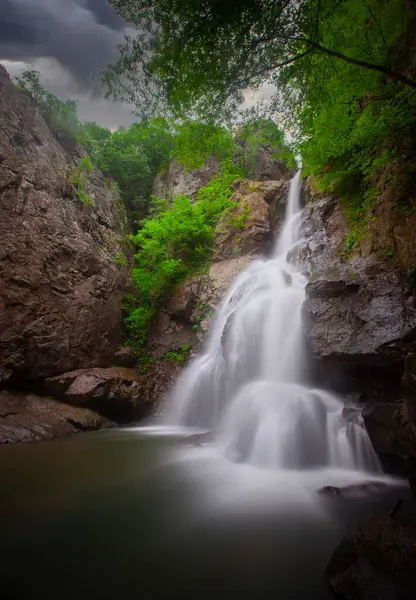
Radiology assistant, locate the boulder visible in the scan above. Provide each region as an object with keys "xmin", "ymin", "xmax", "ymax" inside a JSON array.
[
  {"xmin": 326, "ymin": 515, "xmax": 416, "ymax": 600},
  {"xmin": 0, "ymin": 390, "xmax": 111, "ymax": 444},
  {"xmin": 44, "ymin": 367, "xmax": 146, "ymax": 422},
  {"xmin": 113, "ymin": 345, "xmax": 137, "ymax": 368},
  {"xmin": 0, "ymin": 65, "xmax": 129, "ymax": 384}
]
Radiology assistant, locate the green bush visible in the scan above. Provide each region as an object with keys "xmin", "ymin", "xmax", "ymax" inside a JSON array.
[
  {"xmin": 125, "ymin": 160, "xmax": 243, "ymax": 343},
  {"xmin": 68, "ymin": 156, "xmax": 94, "ymax": 206}
]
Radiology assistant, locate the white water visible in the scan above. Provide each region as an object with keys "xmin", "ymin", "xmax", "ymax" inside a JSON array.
[{"xmin": 167, "ymin": 172, "xmax": 380, "ymax": 475}]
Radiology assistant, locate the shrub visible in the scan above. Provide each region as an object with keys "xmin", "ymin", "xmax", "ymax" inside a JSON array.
[{"xmin": 125, "ymin": 160, "xmax": 243, "ymax": 343}]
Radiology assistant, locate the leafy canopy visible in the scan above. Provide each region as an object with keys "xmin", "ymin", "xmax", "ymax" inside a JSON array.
[{"xmin": 105, "ymin": 0, "xmax": 416, "ymax": 121}]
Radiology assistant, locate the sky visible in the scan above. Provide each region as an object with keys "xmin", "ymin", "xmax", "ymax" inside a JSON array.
[
  {"xmin": 0, "ymin": 0, "xmax": 135, "ymax": 128},
  {"xmin": 0, "ymin": 0, "xmax": 275, "ymax": 129}
]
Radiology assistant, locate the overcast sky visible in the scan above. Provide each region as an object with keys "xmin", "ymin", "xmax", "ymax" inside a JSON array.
[
  {"xmin": 0, "ymin": 0, "xmax": 135, "ymax": 128},
  {"xmin": 0, "ymin": 0, "xmax": 275, "ymax": 129}
]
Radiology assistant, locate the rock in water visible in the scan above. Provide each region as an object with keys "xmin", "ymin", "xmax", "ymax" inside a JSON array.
[
  {"xmin": 0, "ymin": 390, "xmax": 112, "ymax": 443},
  {"xmin": 0, "ymin": 65, "xmax": 129, "ymax": 383},
  {"xmin": 326, "ymin": 515, "xmax": 416, "ymax": 600}
]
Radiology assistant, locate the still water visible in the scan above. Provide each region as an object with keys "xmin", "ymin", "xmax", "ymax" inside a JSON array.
[{"xmin": 0, "ymin": 427, "xmax": 408, "ymax": 600}]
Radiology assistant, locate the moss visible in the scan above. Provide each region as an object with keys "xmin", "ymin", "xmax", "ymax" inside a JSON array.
[{"xmin": 325, "ymin": 267, "xmax": 341, "ymax": 280}]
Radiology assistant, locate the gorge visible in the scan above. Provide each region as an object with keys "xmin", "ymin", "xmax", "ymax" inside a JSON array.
[{"xmin": 2, "ymin": 0, "xmax": 416, "ymax": 592}]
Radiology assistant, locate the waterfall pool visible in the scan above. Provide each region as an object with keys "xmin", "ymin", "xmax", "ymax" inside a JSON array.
[{"xmin": 0, "ymin": 427, "xmax": 408, "ymax": 600}]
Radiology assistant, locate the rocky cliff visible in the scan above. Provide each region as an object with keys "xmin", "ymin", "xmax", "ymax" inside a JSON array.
[
  {"xmin": 0, "ymin": 65, "xmax": 132, "ymax": 441},
  {"xmin": 291, "ymin": 187, "xmax": 416, "ymax": 475},
  {"xmin": 0, "ymin": 65, "xmax": 130, "ymax": 384},
  {"xmin": 0, "ymin": 67, "xmax": 293, "ymax": 443}
]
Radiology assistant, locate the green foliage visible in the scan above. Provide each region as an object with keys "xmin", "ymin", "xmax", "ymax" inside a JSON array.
[
  {"xmin": 79, "ymin": 119, "xmax": 238, "ymax": 225},
  {"xmin": 112, "ymin": 252, "xmax": 128, "ymax": 266},
  {"xmin": 174, "ymin": 122, "xmax": 237, "ymax": 170},
  {"xmin": 164, "ymin": 345, "xmax": 192, "ymax": 363},
  {"xmin": 125, "ymin": 161, "xmax": 243, "ymax": 343},
  {"xmin": 81, "ymin": 121, "xmax": 153, "ymax": 224},
  {"xmin": 289, "ymin": 1, "xmax": 416, "ymax": 209},
  {"xmin": 16, "ymin": 69, "xmax": 81, "ymax": 140},
  {"xmin": 237, "ymin": 119, "xmax": 296, "ymax": 171},
  {"xmin": 106, "ymin": 0, "xmax": 415, "ymax": 123},
  {"xmin": 68, "ymin": 156, "xmax": 94, "ymax": 206},
  {"xmin": 124, "ymin": 305, "xmax": 157, "ymax": 345}
]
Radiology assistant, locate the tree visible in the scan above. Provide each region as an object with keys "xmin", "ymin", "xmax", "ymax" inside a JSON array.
[
  {"xmin": 16, "ymin": 69, "xmax": 81, "ymax": 139},
  {"xmin": 105, "ymin": 0, "xmax": 416, "ymax": 121}
]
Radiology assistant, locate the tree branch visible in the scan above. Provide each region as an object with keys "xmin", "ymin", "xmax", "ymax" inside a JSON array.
[
  {"xmin": 235, "ymin": 48, "xmax": 314, "ymax": 87},
  {"xmin": 303, "ymin": 38, "xmax": 416, "ymax": 89},
  {"xmin": 252, "ymin": 29, "xmax": 416, "ymax": 89}
]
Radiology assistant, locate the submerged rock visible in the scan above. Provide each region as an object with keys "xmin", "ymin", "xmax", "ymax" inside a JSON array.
[
  {"xmin": 326, "ymin": 515, "xmax": 416, "ymax": 600},
  {"xmin": 0, "ymin": 390, "xmax": 111, "ymax": 443}
]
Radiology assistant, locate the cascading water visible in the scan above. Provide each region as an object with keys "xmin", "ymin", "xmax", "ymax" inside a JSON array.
[{"xmin": 167, "ymin": 172, "xmax": 380, "ymax": 474}]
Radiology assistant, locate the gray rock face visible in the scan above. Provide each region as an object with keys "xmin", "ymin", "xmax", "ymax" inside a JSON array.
[
  {"xmin": 152, "ymin": 156, "xmax": 220, "ymax": 200},
  {"xmin": 326, "ymin": 515, "xmax": 416, "ymax": 600},
  {"xmin": 0, "ymin": 65, "xmax": 129, "ymax": 383},
  {"xmin": 235, "ymin": 136, "xmax": 291, "ymax": 181},
  {"xmin": 293, "ymin": 196, "xmax": 416, "ymax": 397}
]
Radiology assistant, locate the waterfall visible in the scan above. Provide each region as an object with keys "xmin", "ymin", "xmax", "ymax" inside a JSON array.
[{"xmin": 167, "ymin": 172, "xmax": 380, "ymax": 473}]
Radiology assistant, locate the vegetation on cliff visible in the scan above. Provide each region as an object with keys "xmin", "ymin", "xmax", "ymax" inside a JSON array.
[
  {"xmin": 107, "ymin": 0, "xmax": 416, "ymax": 257},
  {"xmin": 15, "ymin": 70, "xmax": 292, "ymax": 344}
]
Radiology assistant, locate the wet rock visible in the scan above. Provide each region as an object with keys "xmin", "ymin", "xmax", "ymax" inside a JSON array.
[
  {"xmin": 166, "ymin": 275, "xmax": 203, "ymax": 321},
  {"xmin": 182, "ymin": 430, "xmax": 215, "ymax": 446},
  {"xmin": 402, "ymin": 353, "xmax": 416, "ymax": 401},
  {"xmin": 0, "ymin": 390, "xmax": 111, "ymax": 443},
  {"xmin": 326, "ymin": 515, "xmax": 416, "ymax": 600},
  {"xmin": 0, "ymin": 65, "xmax": 129, "ymax": 383},
  {"xmin": 146, "ymin": 311, "xmax": 198, "ymax": 358},
  {"xmin": 43, "ymin": 367, "xmax": 147, "ymax": 422},
  {"xmin": 362, "ymin": 404, "xmax": 401, "ymax": 456},
  {"xmin": 298, "ymin": 196, "xmax": 416, "ymax": 397},
  {"xmin": 113, "ymin": 345, "xmax": 137, "ymax": 368},
  {"xmin": 318, "ymin": 482, "xmax": 388, "ymax": 497},
  {"xmin": 319, "ymin": 485, "xmax": 342, "ymax": 496},
  {"xmin": 390, "ymin": 402, "xmax": 416, "ymax": 462}
]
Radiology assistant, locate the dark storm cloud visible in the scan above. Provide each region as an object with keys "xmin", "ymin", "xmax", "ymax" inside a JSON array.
[
  {"xmin": 0, "ymin": 0, "xmax": 42, "ymax": 46},
  {"xmin": 0, "ymin": 0, "xmax": 134, "ymax": 127},
  {"xmin": 77, "ymin": 0, "xmax": 126, "ymax": 30},
  {"xmin": 0, "ymin": 0, "xmax": 126, "ymax": 88}
]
